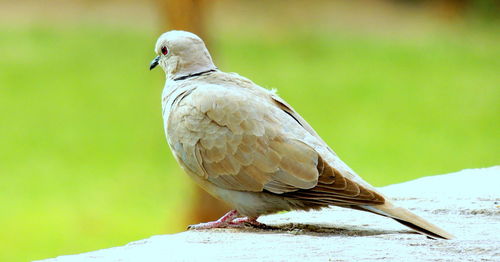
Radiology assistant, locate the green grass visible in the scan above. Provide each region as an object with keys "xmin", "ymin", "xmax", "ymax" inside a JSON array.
[{"xmin": 0, "ymin": 24, "xmax": 498, "ymax": 261}]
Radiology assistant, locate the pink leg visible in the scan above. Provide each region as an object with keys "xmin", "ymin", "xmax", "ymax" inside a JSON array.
[
  {"xmin": 228, "ymin": 217, "xmax": 264, "ymax": 227},
  {"xmin": 188, "ymin": 210, "xmax": 240, "ymax": 230}
]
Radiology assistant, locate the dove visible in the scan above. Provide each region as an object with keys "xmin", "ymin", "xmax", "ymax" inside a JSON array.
[{"xmin": 149, "ymin": 30, "xmax": 454, "ymax": 239}]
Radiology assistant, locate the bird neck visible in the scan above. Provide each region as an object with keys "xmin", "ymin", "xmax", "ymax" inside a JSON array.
[
  {"xmin": 166, "ymin": 50, "xmax": 217, "ymax": 80},
  {"xmin": 173, "ymin": 69, "xmax": 218, "ymax": 81}
]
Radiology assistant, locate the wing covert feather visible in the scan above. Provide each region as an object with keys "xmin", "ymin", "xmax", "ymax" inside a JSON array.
[
  {"xmin": 171, "ymin": 86, "xmax": 320, "ymax": 193},
  {"xmin": 167, "ymin": 83, "xmax": 385, "ymax": 206}
]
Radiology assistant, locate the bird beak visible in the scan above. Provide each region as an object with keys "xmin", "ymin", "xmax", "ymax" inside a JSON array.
[{"xmin": 149, "ymin": 56, "xmax": 160, "ymax": 70}]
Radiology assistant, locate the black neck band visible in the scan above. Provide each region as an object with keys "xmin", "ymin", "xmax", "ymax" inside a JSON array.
[{"xmin": 174, "ymin": 69, "xmax": 217, "ymax": 81}]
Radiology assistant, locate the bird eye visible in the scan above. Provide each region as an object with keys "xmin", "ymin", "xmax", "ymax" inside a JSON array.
[{"xmin": 161, "ymin": 46, "xmax": 168, "ymax": 55}]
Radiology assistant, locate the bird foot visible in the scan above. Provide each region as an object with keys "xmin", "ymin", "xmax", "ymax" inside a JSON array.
[
  {"xmin": 188, "ymin": 220, "xmax": 231, "ymax": 229},
  {"xmin": 229, "ymin": 217, "xmax": 265, "ymax": 228},
  {"xmin": 188, "ymin": 210, "xmax": 239, "ymax": 229},
  {"xmin": 188, "ymin": 210, "xmax": 264, "ymax": 229}
]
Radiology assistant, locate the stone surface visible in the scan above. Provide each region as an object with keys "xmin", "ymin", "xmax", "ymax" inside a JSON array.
[{"xmin": 39, "ymin": 167, "xmax": 500, "ymax": 262}]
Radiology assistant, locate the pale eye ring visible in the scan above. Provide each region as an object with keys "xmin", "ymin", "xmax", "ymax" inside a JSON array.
[{"xmin": 161, "ymin": 46, "xmax": 168, "ymax": 55}]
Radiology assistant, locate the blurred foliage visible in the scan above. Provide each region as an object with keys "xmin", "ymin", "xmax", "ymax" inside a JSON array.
[
  {"xmin": 0, "ymin": 25, "xmax": 193, "ymax": 262},
  {"xmin": 0, "ymin": 20, "xmax": 499, "ymax": 261}
]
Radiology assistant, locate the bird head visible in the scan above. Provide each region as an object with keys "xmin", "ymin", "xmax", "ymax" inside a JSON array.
[{"xmin": 149, "ymin": 30, "xmax": 216, "ymax": 79}]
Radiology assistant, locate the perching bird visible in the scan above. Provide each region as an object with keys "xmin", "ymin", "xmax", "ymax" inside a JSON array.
[{"xmin": 149, "ymin": 30, "xmax": 454, "ymax": 239}]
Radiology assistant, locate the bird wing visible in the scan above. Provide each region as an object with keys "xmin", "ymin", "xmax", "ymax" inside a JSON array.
[{"xmin": 167, "ymin": 83, "xmax": 383, "ymax": 204}]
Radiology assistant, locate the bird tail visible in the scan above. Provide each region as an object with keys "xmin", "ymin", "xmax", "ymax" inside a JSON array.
[{"xmin": 356, "ymin": 202, "xmax": 454, "ymax": 240}]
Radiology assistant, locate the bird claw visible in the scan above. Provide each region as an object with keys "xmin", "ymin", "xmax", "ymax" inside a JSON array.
[
  {"xmin": 187, "ymin": 210, "xmax": 265, "ymax": 230},
  {"xmin": 229, "ymin": 217, "xmax": 265, "ymax": 228},
  {"xmin": 187, "ymin": 210, "xmax": 239, "ymax": 230},
  {"xmin": 187, "ymin": 221, "xmax": 230, "ymax": 230}
]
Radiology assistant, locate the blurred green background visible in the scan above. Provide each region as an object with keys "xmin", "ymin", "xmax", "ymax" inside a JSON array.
[{"xmin": 0, "ymin": 0, "xmax": 498, "ymax": 261}]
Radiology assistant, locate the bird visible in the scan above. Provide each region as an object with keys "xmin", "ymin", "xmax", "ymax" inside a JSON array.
[{"xmin": 149, "ymin": 30, "xmax": 454, "ymax": 240}]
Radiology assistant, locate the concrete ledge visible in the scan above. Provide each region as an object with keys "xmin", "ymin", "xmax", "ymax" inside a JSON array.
[{"xmin": 39, "ymin": 166, "xmax": 500, "ymax": 262}]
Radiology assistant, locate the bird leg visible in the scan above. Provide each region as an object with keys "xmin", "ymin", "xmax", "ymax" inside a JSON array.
[
  {"xmin": 188, "ymin": 210, "xmax": 264, "ymax": 229},
  {"xmin": 188, "ymin": 210, "xmax": 240, "ymax": 229}
]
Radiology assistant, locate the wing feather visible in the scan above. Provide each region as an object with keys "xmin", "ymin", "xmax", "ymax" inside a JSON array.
[
  {"xmin": 172, "ymin": 86, "xmax": 320, "ymax": 193},
  {"xmin": 167, "ymin": 84, "xmax": 385, "ymax": 206}
]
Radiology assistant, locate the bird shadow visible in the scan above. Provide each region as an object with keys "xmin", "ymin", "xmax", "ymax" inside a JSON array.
[{"xmin": 209, "ymin": 222, "xmax": 414, "ymax": 238}]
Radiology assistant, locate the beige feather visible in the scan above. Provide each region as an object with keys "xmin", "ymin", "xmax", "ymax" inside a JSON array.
[{"xmin": 155, "ymin": 30, "xmax": 454, "ymax": 239}]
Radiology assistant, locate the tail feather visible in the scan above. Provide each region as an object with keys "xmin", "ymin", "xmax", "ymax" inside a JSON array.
[{"xmin": 357, "ymin": 203, "xmax": 454, "ymax": 240}]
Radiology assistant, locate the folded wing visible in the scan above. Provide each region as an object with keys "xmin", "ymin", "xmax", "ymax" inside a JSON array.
[{"xmin": 168, "ymin": 84, "xmax": 384, "ymax": 205}]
